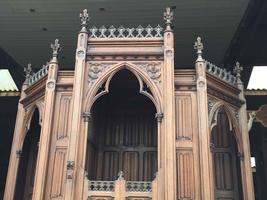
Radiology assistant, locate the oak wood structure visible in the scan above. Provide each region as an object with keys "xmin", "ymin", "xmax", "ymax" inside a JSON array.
[{"xmin": 4, "ymin": 8, "xmax": 255, "ymax": 200}]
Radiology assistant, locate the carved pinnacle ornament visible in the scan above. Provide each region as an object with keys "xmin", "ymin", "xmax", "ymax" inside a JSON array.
[
  {"xmin": 80, "ymin": 9, "xmax": 90, "ymax": 32},
  {"xmin": 50, "ymin": 39, "xmax": 61, "ymax": 59},
  {"xmin": 24, "ymin": 63, "xmax": 32, "ymax": 81},
  {"xmin": 233, "ymin": 61, "xmax": 243, "ymax": 83},
  {"xmin": 194, "ymin": 37, "xmax": 204, "ymax": 61},
  {"xmin": 117, "ymin": 171, "xmax": 125, "ymax": 180},
  {"xmin": 163, "ymin": 7, "xmax": 173, "ymax": 31}
]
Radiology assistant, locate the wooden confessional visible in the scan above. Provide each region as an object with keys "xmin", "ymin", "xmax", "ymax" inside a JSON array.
[{"xmin": 4, "ymin": 7, "xmax": 255, "ymax": 200}]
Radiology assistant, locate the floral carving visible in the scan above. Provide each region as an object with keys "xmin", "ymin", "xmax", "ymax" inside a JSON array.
[
  {"xmin": 87, "ymin": 62, "xmax": 116, "ymax": 86},
  {"xmin": 134, "ymin": 62, "xmax": 162, "ymax": 84}
]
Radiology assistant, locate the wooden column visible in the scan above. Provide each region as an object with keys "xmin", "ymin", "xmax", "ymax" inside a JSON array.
[
  {"xmin": 162, "ymin": 7, "xmax": 176, "ymax": 200},
  {"xmin": 234, "ymin": 62, "xmax": 255, "ymax": 200},
  {"xmin": 194, "ymin": 37, "xmax": 212, "ymax": 200},
  {"xmin": 3, "ymin": 65, "xmax": 31, "ymax": 200},
  {"xmin": 64, "ymin": 9, "xmax": 89, "ymax": 200},
  {"xmin": 31, "ymin": 39, "xmax": 60, "ymax": 200}
]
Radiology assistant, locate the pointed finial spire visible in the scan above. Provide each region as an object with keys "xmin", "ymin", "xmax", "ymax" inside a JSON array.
[
  {"xmin": 233, "ymin": 61, "xmax": 243, "ymax": 84},
  {"xmin": 80, "ymin": 9, "xmax": 90, "ymax": 32},
  {"xmin": 50, "ymin": 39, "xmax": 61, "ymax": 62},
  {"xmin": 194, "ymin": 37, "xmax": 204, "ymax": 61},
  {"xmin": 24, "ymin": 63, "xmax": 32, "ymax": 83},
  {"xmin": 163, "ymin": 7, "xmax": 173, "ymax": 31}
]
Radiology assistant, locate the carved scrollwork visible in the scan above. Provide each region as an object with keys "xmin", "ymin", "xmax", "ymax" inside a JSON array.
[
  {"xmin": 133, "ymin": 62, "xmax": 162, "ymax": 84},
  {"xmin": 87, "ymin": 62, "xmax": 117, "ymax": 86}
]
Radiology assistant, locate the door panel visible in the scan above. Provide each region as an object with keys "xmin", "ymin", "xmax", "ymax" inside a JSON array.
[
  {"xmin": 211, "ymin": 109, "xmax": 242, "ymax": 200},
  {"xmin": 94, "ymin": 109, "xmax": 157, "ymax": 181}
]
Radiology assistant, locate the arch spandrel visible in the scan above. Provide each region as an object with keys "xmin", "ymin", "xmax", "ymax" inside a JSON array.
[
  {"xmin": 83, "ymin": 61, "xmax": 163, "ymax": 114},
  {"xmin": 208, "ymin": 101, "xmax": 243, "ymax": 153}
]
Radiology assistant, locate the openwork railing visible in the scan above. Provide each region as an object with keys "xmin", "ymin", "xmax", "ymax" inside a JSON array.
[
  {"xmin": 88, "ymin": 181, "xmax": 115, "ymax": 192},
  {"xmin": 126, "ymin": 181, "xmax": 152, "ymax": 192},
  {"xmin": 89, "ymin": 25, "xmax": 163, "ymax": 39},
  {"xmin": 206, "ymin": 61, "xmax": 237, "ymax": 86},
  {"xmin": 28, "ymin": 64, "xmax": 49, "ymax": 86}
]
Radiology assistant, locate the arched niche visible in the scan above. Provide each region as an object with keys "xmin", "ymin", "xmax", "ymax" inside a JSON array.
[
  {"xmin": 85, "ymin": 69, "xmax": 158, "ymax": 181},
  {"xmin": 210, "ymin": 107, "xmax": 243, "ymax": 200},
  {"xmin": 14, "ymin": 109, "xmax": 41, "ymax": 200}
]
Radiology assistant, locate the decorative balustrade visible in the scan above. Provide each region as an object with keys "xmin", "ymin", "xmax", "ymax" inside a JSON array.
[
  {"xmin": 88, "ymin": 180, "xmax": 115, "ymax": 192},
  {"xmin": 28, "ymin": 64, "xmax": 49, "ymax": 86},
  {"xmin": 126, "ymin": 181, "xmax": 152, "ymax": 192},
  {"xmin": 89, "ymin": 25, "xmax": 163, "ymax": 39},
  {"xmin": 206, "ymin": 61, "xmax": 237, "ymax": 86}
]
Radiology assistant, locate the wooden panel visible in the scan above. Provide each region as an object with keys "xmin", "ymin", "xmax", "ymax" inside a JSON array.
[
  {"xmin": 123, "ymin": 152, "xmax": 139, "ymax": 181},
  {"xmin": 50, "ymin": 148, "xmax": 67, "ymax": 197},
  {"xmin": 88, "ymin": 197, "xmax": 114, "ymax": 200},
  {"xmin": 126, "ymin": 198, "xmax": 151, "ymax": 200},
  {"xmin": 91, "ymin": 108, "xmax": 157, "ymax": 181},
  {"xmin": 143, "ymin": 152, "xmax": 157, "ymax": 181},
  {"xmin": 56, "ymin": 94, "xmax": 71, "ymax": 140},
  {"xmin": 175, "ymin": 95, "xmax": 193, "ymax": 140},
  {"xmin": 176, "ymin": 151, "xmax": 194, "ymax": 200},
  {"xmin": 102, "ymin": 152, "xmax": 119, "ymax": 181}
]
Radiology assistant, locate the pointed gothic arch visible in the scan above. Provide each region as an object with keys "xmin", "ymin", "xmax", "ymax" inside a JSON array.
[
  {"xmin": 84, "ymin": 62, "xmax": 162, "ymax": 115},
  {"xmin": 14, "ymin": 108, "xmax": 41, "ymax": 200},
  {"xmin": 209, "ymin": 104, "xmax": 243, "ymax": 200},
  {"xmin": 85, "ymin": 69, "xmax": 158, "ymax": 181}
]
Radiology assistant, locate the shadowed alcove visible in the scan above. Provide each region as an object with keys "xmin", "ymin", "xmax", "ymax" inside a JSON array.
[
  {"xmin": 14, "ymin": 109, "xmax": 41, "ymax": 200},
  {"xmin": 85, "ymin": 69, "xmax": 158, "ymax": 181},
  {"xmin": 211, "ymin": 108, "xmax": 243, "ymax": 200}
]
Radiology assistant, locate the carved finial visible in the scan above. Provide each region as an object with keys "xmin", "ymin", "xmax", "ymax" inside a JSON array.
[
  {"xmin": 117, "ymin": 171, "xmax": 124, "ymax": 180},
  {"xmin": 50, "ymin": 39, "xmax": 61, "ymax": 62},
  {"xmin": 233, "ymin": 61, "xmax": 243, "ymax": 83},
  {"xmin": 194, "ymin": 37, "xmax": 204, "ymax": 61},
  {"xmin": 163, "ymin": 7, "xmax": 173, "ymax": 31},
  {"xmin": 24, "ymin": 63, "xmax": 32, "ymax": 83},
  {"xmin": 80, "ymin": 9, "xmax": 90, "ymax": 32}
]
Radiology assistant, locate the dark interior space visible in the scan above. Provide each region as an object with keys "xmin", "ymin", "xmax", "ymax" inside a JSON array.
[
  {"xmin": 14, "ymin": 109, "xmax": 41, "ymax": 200},
  {"xmin": 211, "ymin": 108, "xmax": 243, "ymax": 200},
  {"xmin": 86, "ymin": 69, "xmax": 157, "ymax": 181}
]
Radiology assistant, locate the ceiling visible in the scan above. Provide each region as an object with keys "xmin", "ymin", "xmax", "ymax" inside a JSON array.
[{"xmin": 0, "ymin": 0, "xmax": 249, "ymax": 72}]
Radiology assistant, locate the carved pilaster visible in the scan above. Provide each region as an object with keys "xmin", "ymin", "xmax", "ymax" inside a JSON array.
[
  {"xmin": 194, "ymin": 37, "xmax": 212, "ymax": 200},
  {"xmin": 32, "ymin": 39, "xmax": 60, "ymax": 200},
  {"xmin": 234, "ymin": 61, "xmax": 255, "ymax": 199},
  {"xmin": 162, "ymin": 6, "xmax": 176, "ymax": 200},
  {"xmin": 65, "ymin": 9, "xmax": 90, "ymax": 200}
]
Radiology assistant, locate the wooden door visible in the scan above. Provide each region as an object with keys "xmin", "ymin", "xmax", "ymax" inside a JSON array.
[
  {"xmin": 211, "ymin": 109, "xmax": 243, "ymax": 200},
  {"xmin": 94, "ymin": 108, "xmax": 157, "ymax": 181}
]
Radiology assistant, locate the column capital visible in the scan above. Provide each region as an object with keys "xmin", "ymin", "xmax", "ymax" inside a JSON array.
[
  {"xmin": 82, "ymin": 111, "xmax": 91, "ymax": 122},
  {"xmin": 155, "ymin": 112, "xmax": 164, "ymax": 123}
]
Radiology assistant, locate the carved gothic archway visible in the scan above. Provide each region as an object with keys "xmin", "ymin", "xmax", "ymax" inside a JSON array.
[
  {"xmin": 85, "ymin": 69, "xmax": 158, "ymax": 181},
  {"xmin": 210, "ymin": 107, "xmax": 243, "ymax": 200},
  {"xmin": 14, "ymin": 109, "xmax": 41, "ymax": 200}
]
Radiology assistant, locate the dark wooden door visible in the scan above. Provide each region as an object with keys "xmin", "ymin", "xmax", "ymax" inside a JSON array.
[
  {"xmin": 211, "ymin": 109, "xmax": 243, "ymax": 200},
  {"xmin": 94, "ymin": 108, "xmax": 157, "ymax": 181}
]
